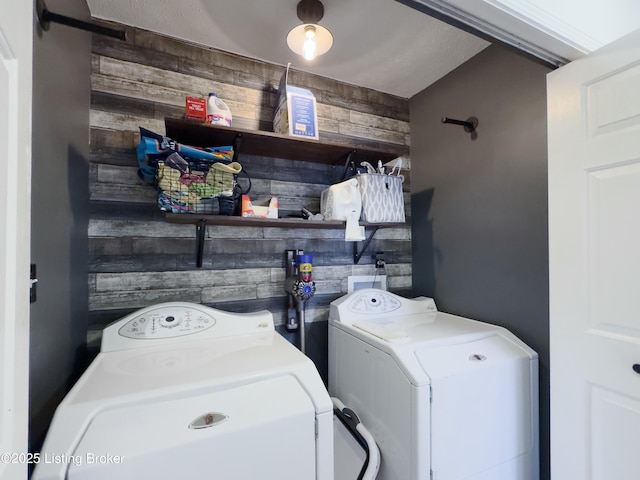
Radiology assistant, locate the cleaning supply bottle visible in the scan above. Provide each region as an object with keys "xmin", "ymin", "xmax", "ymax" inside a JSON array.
[{"xmin": 207, "ymin": 92, "xmax": 232, "ymax": 126}]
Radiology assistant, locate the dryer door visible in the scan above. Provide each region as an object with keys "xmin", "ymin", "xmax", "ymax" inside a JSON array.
[{"xmin": 67, "ymin": 375, "xmax": 317, "ymax": 480}]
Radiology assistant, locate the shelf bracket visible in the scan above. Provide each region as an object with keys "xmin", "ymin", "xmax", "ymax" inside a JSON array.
[
  {"xmin": 339, "ymin": 150, "xmax": 356, "ymax": 181},
  {"xmin": 232, "ymin": 133, "xmax": 243, "ymax": 163},
  {"xmin": 353, "ymin": 226, "xmax": 380, "ymax": 264},
  {"xmin": 195, "ymin": 219, "xmax": 207, "ymax": 268}
]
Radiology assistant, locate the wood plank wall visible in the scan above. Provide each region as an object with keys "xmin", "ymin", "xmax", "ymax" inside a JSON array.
[{"xmin": 88, "ymin": 22, "xmax": 412, "ymax": 369}]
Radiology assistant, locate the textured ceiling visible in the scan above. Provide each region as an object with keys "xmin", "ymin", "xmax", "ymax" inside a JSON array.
[{"xmin": 86, "ymin": 0, "xmax": 490, "ymax": 98}]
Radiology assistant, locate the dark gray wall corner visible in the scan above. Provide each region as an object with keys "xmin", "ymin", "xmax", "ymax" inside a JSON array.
[
  {"xmin": 30, "ymin": 0, "xmax": 91, "ymax": 452},
  {"xmin": 409, "ymin": 44, "xmax": 551, "ymax": 480}
]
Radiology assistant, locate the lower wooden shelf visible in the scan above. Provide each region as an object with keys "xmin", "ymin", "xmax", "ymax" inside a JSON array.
[
  {"xmin": 164, "ymin": 213, "xmax": 403, "ymax": 229},
  {"xmin": 163, "ymin": 213, "xmax": 406, "ymax": 266}
]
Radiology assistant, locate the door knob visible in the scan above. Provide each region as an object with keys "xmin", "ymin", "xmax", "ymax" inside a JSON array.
[{"xmin": 633, "ymin": 364, "xmax": 640, "ymax": 375}]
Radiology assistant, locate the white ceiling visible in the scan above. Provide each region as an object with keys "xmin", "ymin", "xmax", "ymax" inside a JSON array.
[{"xmin": 86, "ymin": 0, "xmax": 491, "ymax": 99}]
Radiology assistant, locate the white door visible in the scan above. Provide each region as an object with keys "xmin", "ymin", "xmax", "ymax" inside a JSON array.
[
  {"xmin": 548, "ymin": 29, "xmax": 640, "ymax": 480},
  {"xmin": 0, "ymin": 1, "xmax": 32, "ymax": 480}
]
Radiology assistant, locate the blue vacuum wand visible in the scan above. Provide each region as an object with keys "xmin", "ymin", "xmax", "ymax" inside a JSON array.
[{"xmin": 284, "ymin": 250, "xmax": 316, "ymax": 353}]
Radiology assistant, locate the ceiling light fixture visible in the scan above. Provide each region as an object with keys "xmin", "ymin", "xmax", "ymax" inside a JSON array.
[{"xmin": 287, "ymin": 0, "xmax": 333, "ymax": 61}]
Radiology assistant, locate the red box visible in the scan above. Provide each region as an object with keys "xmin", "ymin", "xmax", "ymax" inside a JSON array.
[{"xmin": 185, "ymin": 96, "xmax": 207, "ymax": 121}]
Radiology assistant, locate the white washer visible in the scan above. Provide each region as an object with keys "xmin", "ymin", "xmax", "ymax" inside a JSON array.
[
  {"xmin": 328, "ymin": 289, "xmax": 539, "ymax": 480},
  {"xmin": 32, "ymin": 302, "xmax": 334, "ymax": 480}
]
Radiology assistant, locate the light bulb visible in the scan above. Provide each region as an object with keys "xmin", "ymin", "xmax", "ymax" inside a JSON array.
[
  {"xmin": 302, "ymin": 25, "xmax": 317, "ymax": 61},
  {"xmin": 287, "ymin": 22, "xmax": 332, "ymax": 61}
]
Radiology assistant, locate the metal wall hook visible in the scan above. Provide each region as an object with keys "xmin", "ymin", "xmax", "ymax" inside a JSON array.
[
  {"xmin": 441, "ymin": 116, "xmax": 479, "ymax": 133},
  {"xmin": 37, "ymin": 0, "xmax": 127, "ymax": 40}
]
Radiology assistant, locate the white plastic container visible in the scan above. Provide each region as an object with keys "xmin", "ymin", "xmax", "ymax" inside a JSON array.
[
  {"xmin": 320, "ymin": 178, "xmax": 365, "ymax": 241},
  {"xmin": 207, "ymin": 92, "xmax": 232, "ymax": 126}
]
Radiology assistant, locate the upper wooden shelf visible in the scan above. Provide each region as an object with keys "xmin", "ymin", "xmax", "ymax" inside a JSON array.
[{"xmin": 164, "ymin": 118, "xmax": 402, "ymax": 165}]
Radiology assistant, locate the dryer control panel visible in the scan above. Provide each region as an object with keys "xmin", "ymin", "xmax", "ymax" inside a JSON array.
[
  {"xmin": 118, "ymin": 305, "xmax": 216, "ymax": 339},
  {"xmin": 329, "ymin": 288, "xmax": 437, "ymax": 326}
]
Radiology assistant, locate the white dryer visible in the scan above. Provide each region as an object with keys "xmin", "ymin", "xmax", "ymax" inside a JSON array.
[
  {"xmin": 328, "ymin": 289, "xmax": 539, "ymax": 480},
  {"xmin": 32, "ymin": 302, "xmax": 335, "ymax": 480}
]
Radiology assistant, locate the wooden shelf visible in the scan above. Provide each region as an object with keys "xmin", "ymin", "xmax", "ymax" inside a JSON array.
[
  {"xmin": 164, "ymin": 118, "xmax": 402, "ymax": 165},
  {"xmin": 164, "ymin": 213, "xmax": 404, "ymax": 230},
  {"xmin": 164, "ymin": 213, "xmax": 406, "ymax": 265}
]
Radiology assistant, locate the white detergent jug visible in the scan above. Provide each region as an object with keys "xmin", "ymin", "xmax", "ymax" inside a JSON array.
[{"xmin": 207, "ymin": 92, "xmax": 232, "ymax": 126}]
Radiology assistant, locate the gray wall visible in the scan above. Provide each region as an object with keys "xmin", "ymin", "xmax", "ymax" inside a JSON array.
[
  {"xmin": 410, "ymin": 44, "xmax": 551, "ymax": 480},
  {"xmin": 30, "ymin": 0, "xmax": 91, "ymax": 451}
]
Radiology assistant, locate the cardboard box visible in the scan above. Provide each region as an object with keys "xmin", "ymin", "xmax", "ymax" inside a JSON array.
[
  {"xmin": 186, "ymin": 96, "xmax": 207, "ymax": 121},
  {"xmin": 241, "ymin": 195, "xmax": 278, "ymax": 219},
  {"xmin": 273, "ymin": 64, "xmax": 319, "ymax": 139}
]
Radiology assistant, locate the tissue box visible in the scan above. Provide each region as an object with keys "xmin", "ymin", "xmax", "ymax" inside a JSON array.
[
  {"xmin": 273, "ymin": 64, "xmax": 319, "ymax": 140},
  {"xmin": 241, "ymin": 195, "xmax": 278, "ymax": 219}
]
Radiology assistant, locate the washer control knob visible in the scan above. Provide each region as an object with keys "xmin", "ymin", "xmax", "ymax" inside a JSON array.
[{"xmin": 159, "ymin": 315, "xmax": 182, "ymax": 328}]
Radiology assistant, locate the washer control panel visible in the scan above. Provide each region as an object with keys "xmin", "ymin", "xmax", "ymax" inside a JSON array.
[
  {"xmin": 118, "ymin": 305, "xmax": 216, "ymax": 339},
  {"xmin": 347, "ymin": 291, "xmax": 403, "ymax": 314}
]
